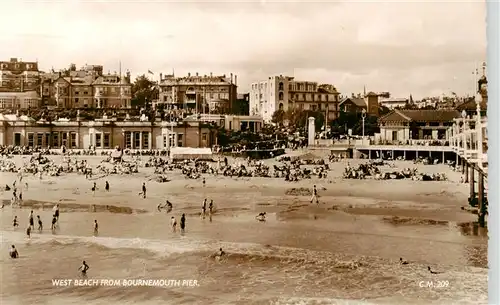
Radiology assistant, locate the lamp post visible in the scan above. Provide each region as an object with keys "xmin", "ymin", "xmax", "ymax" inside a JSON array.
[{"xmin": 361, "ymin": 109, "xmax": 367, "ymax": 139}]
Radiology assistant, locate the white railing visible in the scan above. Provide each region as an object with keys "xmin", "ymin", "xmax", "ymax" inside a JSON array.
[{"xmin": 448, "ymin": 112, "xmax": 487, "ymax": 170}]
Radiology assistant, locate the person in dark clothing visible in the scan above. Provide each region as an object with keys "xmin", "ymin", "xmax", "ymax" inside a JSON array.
[
  {"xmin": 140, "ymin": 183, "xmax": 147, "ymax": 198},
  {"xmin": 180, "ymin": 214, "xmax": 186, "ymax": 233},
  {"xmin": 105, "ymin": 181, "xmax": 110, "ymax": 192}
]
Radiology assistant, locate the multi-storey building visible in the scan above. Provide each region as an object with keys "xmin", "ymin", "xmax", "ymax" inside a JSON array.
[
  {"xmin": 157, "ymin": 72, "xmax": 238, "ymax": 114},
  {"xmin": 0, "ymin": 113, "xmax": 215, "ymax": 149},
  {"xmin": 249, "ymin": 75, "xmax": 340, "ymax": 123},
  {"xmin": 40, "ymin": 65, "xmax": 132, "ymax": 109},
  {"xmin": 0, "ymin": 58, "xmax": 40, "ymax": 92},
  {"xmin": 0, "ymin": 91, "xmax": 41, "ymax": 109}
]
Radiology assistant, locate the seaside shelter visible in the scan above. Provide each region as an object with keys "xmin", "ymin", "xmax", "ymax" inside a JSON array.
[{"xmin": 170, "ymin": 147, "xmax": 213, "ymax": 161}]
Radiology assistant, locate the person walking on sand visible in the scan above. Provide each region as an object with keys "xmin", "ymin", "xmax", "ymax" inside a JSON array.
[
  {"xmin": 209, "ymin": 200, "xmax": 214, "ymax": 215},
  {"xmin": 51, "ymin": 215, "xmax": 57, "ymax": 232},
  {"xmin": 139, "ymin": 182, "xmax": 147, "ymax": 198},
  {"xmin": 105, "ymin": 181, "xmax": 110, "ymax": 192},
  {"xmin": 12, "ymin": 216, "xmax": 19, "ymax": 229},
  {"xmin": 26, "ymin": 225, "xmax": 31, "ymax": 238},
  {"xmin": 180, "ymin": 214, "xmax": 186, "ymax": 233},
  {"xmin": 170, "ymin": 216, "xmax": 177, "ymax": 233},
  {"xmin": 93, "ymin": 220, "xmax": 98, "ymax": 236},
  {"xmin": 37, "ymin": 215, "xmax": 43, "ymax": 232},
  {"xmin": 310, "ymin": 185, "xmax": 319, "ymax": 204},
  {"xmin": 91, "ymin": 182, "xmax": 97, "ymax": 196}
]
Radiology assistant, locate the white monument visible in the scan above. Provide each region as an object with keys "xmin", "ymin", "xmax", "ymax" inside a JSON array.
[{"xmin": 308, "ymin": 117, "xmax": 315, "ymax": 146}]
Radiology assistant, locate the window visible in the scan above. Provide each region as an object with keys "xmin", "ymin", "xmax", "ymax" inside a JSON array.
[
  {"xmin": 143, "ymin": 132, "xmax": 149, "ymax": 149},
  {"xmin": 45, "ymin": 133, "xmax": 50, "ymax": 148},
  {"xmin": 278, "ymin": 82, "xmax": 284, "ymax": 91},
  {"xmin": 104, "ymin": 133, "xmax": 110, "ymax": 148},
  {"xmin": 279, "ymin": 103, "xmax": 284, "ymax": 111},
  {"xmin": 202, "ymin": 133, "xmax": 207, "ymax": 143},
  {"xmin": 177, "ymin": 133, "xmax": 183, "ymax": 147},
  {"xmin": 125, "ymin": 132, "xmax": 132, "ymax": 149},
  {"xmin": 70, "ymin": 133, "xmax": 77, "ymax": 148},
  {"xmin": 37, "ymin": 133, "xmax": 43, "ymax": 147},
  {"xmin": 62, "ymin": 132, "xmax": 68, "ymax": 147},
  {"xmin": 75, "ymin": 98, "xmax": 79, "ymax": 104},
  {"xmin": 14, "ymin": 133, "xmax": 21, "ymax": 146},
  {"xmin": 28, "ymin": 133, "xmax": 34, "ymax": 147},
  {"xmin": 163, "ymin": 135, "xmax": 167, "ymax": 148},
  {"xmin": 312, "ymin": 105, "xmax": 317, "ymax": 111},
  {"xmin": 278, "ymin": 92, "xmax": 284, "ymax": 101},
  {"xmin": 392, "ymin": 131, "xmax": 398, "ymax": 141},
  {"xmin": 95, "ymin": 133, "xmax": 102, "ymax": 148},
  {"xmin": 52, "ymin": 132, "xmax": 59, "ymax": 147},
  {"xmin": 134, "ymin": 132, "xmax": 140, "ymax": 148}
]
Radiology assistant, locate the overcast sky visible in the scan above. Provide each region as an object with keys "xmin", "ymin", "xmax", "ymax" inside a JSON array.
[{"xmin": 0, "ymin": 0, "xmax": 487, "ymax": 99}]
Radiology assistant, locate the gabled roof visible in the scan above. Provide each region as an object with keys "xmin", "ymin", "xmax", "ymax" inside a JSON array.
[
  {"xmin": 455, "ymin": 99, "xmax": 487, "ymax": 111},
  {"xmin": 379, "ymin": 109, "xmax": 460, "ymax": 123},
  {"xmin": 339, "ymin": 97, "xmax": 366, "ymax": 108},
  {"xmin": 366, "ymin": 91, "xmax": 378, "ymax": 97}
]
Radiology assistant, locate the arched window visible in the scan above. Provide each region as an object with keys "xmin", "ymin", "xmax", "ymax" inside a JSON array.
[
  {"xmin": 278, "ymin": 82, "xmax": 284, "ymax": 91},
  {"xmin": 278, "ymin": 92, "xmax": 284, "ymax": 101},
  {"xmin": 279, "ymin": 103, "xmax": 284, "ymax": 111}
]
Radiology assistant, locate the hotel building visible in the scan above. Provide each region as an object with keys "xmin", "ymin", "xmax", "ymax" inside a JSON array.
[
  {"xmin": 249, "ymin": 75, "xmax": 340, "ymax": 123},
  {"xmin": 157, "ymin": 72, "xmax": 238, "ymax": 114}
]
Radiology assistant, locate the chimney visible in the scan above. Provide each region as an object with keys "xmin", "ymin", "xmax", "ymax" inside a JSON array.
[
  {"xmin": 188, "ymin": 72, "xmax": 191, "ymax": 77},
  {"xmin": 159, "ymin": 73, "xmax": 162, "ymax": 80},
  {"xmin": 351, "ymin": 93, "xmax": 355, "ymax": 98},
  {"xmin": 196, "ymin": 72, "xmax": 198, "ymax": 76},
  {"xmin": 230, "ymin": 73, "xmax": 233, "ymax": 83},
  {"xmin": 234, "ymin": 75, "xmax": 237, "ymax": 86},
  {"xmin": 210, "ymin": 72, "xmax": 212, "ymax": 77}
]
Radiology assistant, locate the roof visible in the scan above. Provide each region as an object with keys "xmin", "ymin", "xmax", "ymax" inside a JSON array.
[
  {"xmin": 339, "ymin": 97, "xmax": 366, "ymax": 108},
  {"xmin": 379, "ymin": 109, "xmax": 460, "ymax": 123},
  {"xmin": 0, "ymin": 114, "xmax": 35, "ymax": 121},
  {"xmin": 366, "ymin": 91, "xmax": 378, "ymax": 97},
  {"xmin": 380, "ymin": 98, "xmax": 408, "ymax": 103},
  {"xmin": 455, "ymin": 99, "xmax": 487, "ymax": 111}
]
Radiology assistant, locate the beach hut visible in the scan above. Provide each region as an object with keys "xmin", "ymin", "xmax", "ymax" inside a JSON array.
[{"xmin": 170, "ymin": 147, "xmax": 213, "ymax": 161}]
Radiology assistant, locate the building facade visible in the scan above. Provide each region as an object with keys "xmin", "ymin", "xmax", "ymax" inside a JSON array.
[
  {"xmin": 183, "ymin": 113, "xmax": 263, "ymax": 133},
  {"xmin": 249, "ymin": 75, "xmax": 340, "ymax": 123},
  {"xmin": 0, "ymin": 91, "xmax": 41, "ymax": 109},
  {"xmin": 0, "ymin": 114, "xmax": 215, "ymax": 149},
  {"xmin": 377, "ymin": 109, "xmax": 460, "ymax": 144},
  {"xmin": 157, "ymin": 72, "xmax": 238, "ymax": 114},
  {"xmin": 338, "ymin": 95, "xmax": 367, "ymax": 113},
  {"xmin": 39, "ymin": 65, "xmax": 132, "ymax": 109},
  {"xmin": 0, "ymin": 58, "xmax": 40, "ymax": 92}
]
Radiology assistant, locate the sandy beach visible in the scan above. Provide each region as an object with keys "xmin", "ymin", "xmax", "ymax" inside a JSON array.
[{"xmin": 0, "ymin": 152, "xmax": 488, "ymax": 305}]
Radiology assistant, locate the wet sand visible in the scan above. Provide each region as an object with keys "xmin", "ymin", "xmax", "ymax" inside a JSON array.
[{"xmin": 0, "ymin": 154, "xmax": 488, "ymax": 304}]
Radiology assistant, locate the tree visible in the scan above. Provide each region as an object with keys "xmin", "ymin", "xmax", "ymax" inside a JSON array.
[
  {"xmin": 131, "ymin": 75, "xmax": 158, "ymax": 108},
  {"xmin": 271, "ymin": 109, "xmax": 285, "ymax": 125}
]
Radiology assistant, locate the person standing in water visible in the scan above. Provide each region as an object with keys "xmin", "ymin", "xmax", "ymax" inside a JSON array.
[
  {"xmin": 26, "ymin": 225, "xmax": 31, "ymax": 238},
  {"xmin": 37, "ymin": 215, "xmax": 43, "ymax": 232},
  {"xmin": 51, "ymin": 215, "xmax": 57, "ymax": 232},
  {"xmin": 93, "ymin": 220, "xmax": 98, "ymax": 236},
  {"xmin": 170, "ymin": 216, "xmax": 177, "ymax": 233},
  {"xmin": 28, "ymin": 210, "xmax": 34, "ymax": 230},
  {"xmin": 12, "ymin": 216, "xmax": 19, "ymax": 229},
  {"xmin": 180, "ymin": 214, "xmax": 186, "ymax": 233},
  {"xmin": 9, "ymin": 245, "xmax": 19, "ymax": 258},
  {"xmin": 105, "ymin": 181, "xmax": 110, "ymax": 192},
  {"xmin": 201, "ymin": 199, "xmax": 207, "ymax": 218},
  {"xmin": 310, "ymin": 185, "xmax": 319, "ymax": 204},
  {"xmin": 209, "ymin": 200, "xmax": 214, "ymax": 215},
  {"xmin": 53, "ymin": 204, "xmax": 60, "ymax": 222},
  {"xmin": 78, "ymin": 261, "xmax": 90, "ymax": 275}
]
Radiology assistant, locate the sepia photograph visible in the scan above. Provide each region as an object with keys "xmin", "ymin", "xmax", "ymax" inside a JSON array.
[{"xmin": 0, "ymin": 1, "xmax": 492, "ymax": 304}]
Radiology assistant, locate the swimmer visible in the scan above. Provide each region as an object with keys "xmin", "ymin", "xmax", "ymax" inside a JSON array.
[
  {"xmin": 256, "ymin": 212, "xmax": 266, "ymax": 222},
  {"xmin": 78, "ymin": 261, "xmax": 90, "ymax": 275},
  {"xmin": 214, "ymin": 247, "xmax": 225, "ymax": 260},
  {"xmin": 93, "ymin": 220, "xmax": 98, "ymax": 236},
  {"xmin": 12, "ymin": 216, "xmax": 19, "ymax": 228},
  {"xmin": 400, "ymin": 258, "xmax": 409, "ymax": 265},
  {"xmin": 9, "ymin": 245, "xmax": 19, "ymax": 259},
  {"xmin": 37, "ymin": 215, "xmax": 43, "ymax": 232}
]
